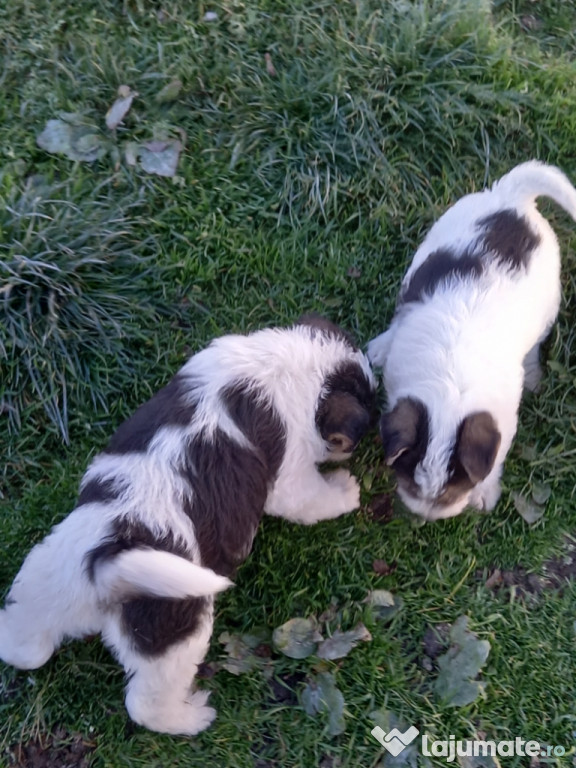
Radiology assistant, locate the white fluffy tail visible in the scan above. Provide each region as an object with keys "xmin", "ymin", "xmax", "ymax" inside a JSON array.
[
  {"xmin": 494, "ymin": 160, "xmax": 576, "ymax": 221},
  {"xmin": 94, "ymin": 548, "xmax": 233, "ymax": 601}
]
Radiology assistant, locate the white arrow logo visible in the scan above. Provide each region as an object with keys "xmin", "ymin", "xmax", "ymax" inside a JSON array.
[{"xmin": 371, "ymin": 725, "xmax": 420, "ymax": 756}]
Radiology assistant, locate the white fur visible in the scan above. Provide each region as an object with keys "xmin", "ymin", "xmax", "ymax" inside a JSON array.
[
  {"xmin": 0, "ymin": 322, "xmax": 374, "ymax": 735},
  {"xmin": 368, "ymin": 161, "xmax": 576, "ymax": 520},
  {"xmin": 95, "ymin": 549, "xmax": 232, "ymax": 602}
]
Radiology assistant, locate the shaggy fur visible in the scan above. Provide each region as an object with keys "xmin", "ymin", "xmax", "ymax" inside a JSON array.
[
  {"xmin": 368, "ymin": 161, "xmax": 576, "ymax": 520},
  {"xmin": 0, "ymin": 317, "xmax": 375, "ymax": 735}
]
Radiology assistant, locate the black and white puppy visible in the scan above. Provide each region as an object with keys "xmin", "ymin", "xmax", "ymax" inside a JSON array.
[
  {"xmin": 368, "ymin": 161, "xmax": 576, "ymax": 520},
  {"xmin": 0, "ymin": 316, "xmax": 375, "ymax": 735}
]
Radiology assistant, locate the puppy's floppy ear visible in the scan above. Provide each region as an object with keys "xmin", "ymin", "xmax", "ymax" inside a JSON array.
[
  {"xmin": 380, "ymin": 398, "xmax": 428, "ymax": 466},
  {"xmin": 317, "ymin": 392, "xmax": 371, "ymax": 453},
  {"xmin": 456, "ymin": 412, "xmax": 501, "ymax": 483}
]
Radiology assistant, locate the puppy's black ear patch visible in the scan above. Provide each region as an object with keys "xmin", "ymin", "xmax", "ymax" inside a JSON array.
[
  {"xmin": 456, "ymin": 411, "xmax": 501, "ymax": 484},
  {"xmin": 296, "ymin": 313, "xmax": 357, "ymax": 350},
  {"xmin": 316, "ymin": 361, "xmax": 376, "ymax": 454},
  {"xmin": 316, "ymin": 391, "xmax": 371, "ymax": 453},
  {"xmin": 380, "ymin": 398, "xmax": 428, "ymax": 466}
]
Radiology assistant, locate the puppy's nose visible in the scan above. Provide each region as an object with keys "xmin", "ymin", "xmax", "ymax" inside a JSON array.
[{"xmin": 328, "ymin": 432, "xmax": 355, "ymax": 453}]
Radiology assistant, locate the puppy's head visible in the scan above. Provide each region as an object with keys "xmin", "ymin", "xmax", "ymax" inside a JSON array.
[
  {"xmin": 316, "ymin": 361, "xmax": 376, "ymax": 461},
  {"xmin": 380, "ymin": 398, "xmax": 501, "ymax": 519}
]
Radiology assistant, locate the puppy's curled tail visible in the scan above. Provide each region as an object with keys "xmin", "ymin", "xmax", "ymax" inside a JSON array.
[
  {"xmin": 92, "ymin": 548, "xmax": 232, "ymax": 602},
  {"xmin": 495, "ymin": 160, "xmax": 576, "ymax": 221}
]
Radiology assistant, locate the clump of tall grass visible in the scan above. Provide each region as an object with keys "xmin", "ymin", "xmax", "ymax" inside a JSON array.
[
  {"xmin": 185, "ymin": 0, "xmax": 537, "ymax": 226},
  {"xmin": 0, "ymin": 176, "xmax": 171, "ymax": 442}
]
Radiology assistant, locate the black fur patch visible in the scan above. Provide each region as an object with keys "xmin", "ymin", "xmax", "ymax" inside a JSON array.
[
  {"xmin": 104, "ymin": 374, "xmax": 197, "ymax": 455},
  {"xmin": 85, "ymin": 518, "xmax": 208, "ymax": 657},
  {"xmin": 401, "ymin": 209, "xmax": 540, "ymax": 305},
  {"xmin": 296, "ymin": 313, "xmax": 358, "ymax": 350},
  {"xmin": 478, "ymin": 209, "xmax": 540, "ymax": 270},
  {"xmin": 321, "ymin": 361, "xmax": 375, "ymax": 412},
  {"xmin": 401, "ymin": 249, "xmax": 483, "ymax": 304},
  {"xmin": 122, "ymin": 594, "xmax": 209, "ymax": 657},
  {"xmin": 85, "ymin": 381, "xmax": 286, "ymax": 659},
  {"xmin": 316, "ymin": 361, "xmax": 376, "ymax": 451},
  {"xmin": 179, "ymin": 382, "xmax": 286, "ymax": 577},
  {"xmin": 84, "ymin": 518, "xmax": 190, "ymax": 583},
  {"xmin": 77, "ymin": 478, "xmax": 119, "ymax": 507}
]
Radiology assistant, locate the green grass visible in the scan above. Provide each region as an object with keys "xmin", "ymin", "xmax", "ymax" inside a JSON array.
[{"xmin": 1, "ymin": 0, "xmax": 576, "ymax": 766}]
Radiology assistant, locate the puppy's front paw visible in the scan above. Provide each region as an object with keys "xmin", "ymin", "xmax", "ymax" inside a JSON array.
[
  {"xmin": 366, "ymin": 331, "xmax": 392, "ymax": 367},
  {"xmin": 469, "ymin": 481, "xmax": 501, "ymax": 512},
  {"xmin": 325, "ymin": 469, "xmax": 361, "ymax": 511}
]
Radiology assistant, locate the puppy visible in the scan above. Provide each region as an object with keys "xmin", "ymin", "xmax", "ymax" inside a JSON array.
[
  {"xmin": 368, "ymin": 161, "xmax": 576, "ymax": 520},
  {"xmin": 0, "ymin": 316, "xmax": 375, "ymax": 735}
]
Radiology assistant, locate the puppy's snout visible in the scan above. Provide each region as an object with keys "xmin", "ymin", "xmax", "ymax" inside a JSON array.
[{"xmin": 327, "ymin": 432, "xmax": 355, "ymax": 454}]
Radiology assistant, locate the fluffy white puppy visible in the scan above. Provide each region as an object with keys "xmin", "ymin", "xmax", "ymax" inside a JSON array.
[
  {"xmin": 0, "ymin": 316, "xmax": 375, "ymax": 736},
  {"xmin": 368, "ymin": 161, "xmax": 576, "ymax": 520}
]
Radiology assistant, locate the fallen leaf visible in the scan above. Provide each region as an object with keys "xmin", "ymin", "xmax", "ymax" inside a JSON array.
[
  {"xmin": 520, "ymin": 14, "xmax": 543, "ymax": 32},
  {"xmin": 531, "ymin": 482, "xmax": 551, "ymax": 506},
  {"xmin": 317, "ymin": 623, "xmax": 372, "ymax": 660},
  {"xmin": 56, "ymin": 111, "xmax": 90, "ymax": 126},
  {"xmin": 264, "ymin": 52, "xmax": 277, "ymax": 77},
  {"xmin": 318, "ymin": 601, "xmax": 339, "ymax": 623},
  {"xmin": 369, "ymin": 493, "xmax": 395, "ymax": 524},
  {"xmin": 373, "ymin": 559, "xmax": 397, "ymax": 576},
  {"xmin": 365, "ymin": 589, "xmax": 403, "ymax": 622},
  {"xmin": 197, "ymin": 661, "xmax": 219, "ymax": 679},
  {"xmin": 512, "ymin": 492, "xmax": 545, "ymax": 525},
  {"xmin": 105, "ymin": 85, "xmax": 138, "ymax": 130},
  {"xmin": 37, "ymin": 118, "xmax": 107, "ymax": 162},
  {"xmin": 273, "ymin": 617, "xmax": 322, "ymax": 659},
  {"xmin": 434, "ymin": 616, "xmax": 490, "ymax": 707},
  {"xmin": 218, "ymin": 628, "xmax": 272, "ymax": 675},
  {"xmin": 301, "ymin": 672, "xmax": 345, "ymax": 736},
  {"xmin": 124, "ymin": 141, "xmax": 139, "ymax": 167},
  {"xmin": 370, "ymin": 708, "xmax": 420, "ymax": 767},
  {"xmin": 366, "ymin": 589, "xmax": 395, "ymax": 607},
  {"xmin": 484, "ymin": 569, "xmax": 502, "ymax": 590},
  {"xmin": 422, "ymin": 623, "xmax": 451, "ymax": 660},
  {"xmin": 138, "ymin": 139, "xmax": 182, "ymax": 177},
  {"xmin": 155, "ymin": 79, "xmax": 183, "ymax": 104}
]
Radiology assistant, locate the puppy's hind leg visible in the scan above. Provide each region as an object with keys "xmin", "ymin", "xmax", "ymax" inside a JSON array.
[
  {"xmin": 0, "ymin": 603, "xmax": 57, "ymax": 670},
  {"xmin": 0, "ymin": 514, "xmax": 106, "ymax": 670},
  {"xmin": 111, "ymin": 599, "xmax": 216, "ymax": 736}
]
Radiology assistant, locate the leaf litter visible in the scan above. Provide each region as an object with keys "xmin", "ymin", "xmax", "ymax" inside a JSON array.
[
  {"xmin": 37, "ymin": 83, "xmax": 183, "ymax": 176},
  {"xmin": 218, "ymin": 628, "xmax": 272, "ymax": 676},
  {"xmin": 512, "ymin": 481, "xmax": 551, "ymax": 524},
  {"xmin": 272, "ymin": 617, "xmax": 323, "ymax": 659},
  {"xmin": 365, "ymin": 589, "xmax": 404, "ymax": 622},
  {"xmin": 434, "ymin": 616, "xmax": 490, "ymax": 707},
  {"xmin": 301, "ymin": 672, "xmax": 345, "ymax": 736},
  {"xmin": 36, "ymin": 114, "xmax": 107, "ymax": 162},
  {"xmin": 316, "ymin": 623, "xmax": 371, "ymax": 661},
  {"xmin": 370, "ymin": 707, "xmax": 421, "ymax": 767},
  {"xmin": 105, "ymin": 85, "xmax": 138, "ymax": 130}
]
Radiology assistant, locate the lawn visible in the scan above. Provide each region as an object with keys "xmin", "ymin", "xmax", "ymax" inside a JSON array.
[{"xmin": 1, "ymin": 0, "xmax": 575, "ymax": 766}]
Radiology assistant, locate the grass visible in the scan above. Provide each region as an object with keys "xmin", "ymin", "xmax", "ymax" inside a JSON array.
[{"xmin": 1, "ymin": 0, "xmax": 576, "ymax": 766}]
